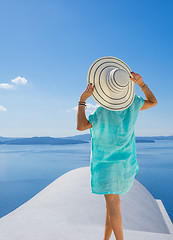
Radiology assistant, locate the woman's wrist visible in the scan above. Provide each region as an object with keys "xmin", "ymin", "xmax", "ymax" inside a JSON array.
[
  {"xmin": 139, "ymin": 82, "xmax": 145, "ymax": 88},
  {"xmin": 78, "ymin": 98, "xmax": 87, "ymax": 108},
  {"xmin": 139, "ymin": 82, "xmax": 149, "ymax": 91}
]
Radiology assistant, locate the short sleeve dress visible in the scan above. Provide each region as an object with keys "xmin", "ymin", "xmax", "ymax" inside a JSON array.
[{"xmin": 87, "ymin": 94, "xmax": 145, "ymax": 195}]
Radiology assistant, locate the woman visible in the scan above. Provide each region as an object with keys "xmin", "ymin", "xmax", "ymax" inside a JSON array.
[{"xmin": 77, "ymin": 71, "xmax": 157, "ymax": 240}]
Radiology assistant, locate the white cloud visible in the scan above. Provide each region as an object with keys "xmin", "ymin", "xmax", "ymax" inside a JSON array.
[
  {"xmin": 0, "ymin": 83, "xmax": 13, "ymax": 89},
  {"xmin": 11, "ymin": 76, "xmax": 27, "ymax": 85},
  {"xmin": 0, "ymin": 76, "xmax": 27, "ymax": 112},
  {"xmin": 66, "ymin": 103, "xmax": 99, "ymax": 113},
  {"xmin": 0, "ymin": 76, "xmax": 28, "ymax": 90},
  {"xmin": 0, "ymin": 105, "xmax": 7, "ymax": 111}
]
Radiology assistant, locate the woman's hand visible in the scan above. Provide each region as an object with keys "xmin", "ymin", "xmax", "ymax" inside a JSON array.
[
  {"xmin": 80, "ymin": 83, "xmax": 95, "ymax": 101},
  {"xmin": 129, "ymin": 72, "xmax": 144, "ymax": 87}
]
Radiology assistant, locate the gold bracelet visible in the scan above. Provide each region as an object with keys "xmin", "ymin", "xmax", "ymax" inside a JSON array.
[
  {"xmin": 78, "ymin": 101, "xmax": 86, "ymax": 104},
  {"xmin": 78, "ymin": 101, "xmax": 87, "ymax": 108}
]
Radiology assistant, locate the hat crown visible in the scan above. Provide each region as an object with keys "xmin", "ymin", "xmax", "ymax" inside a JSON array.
[
  {"xmin": 110, "ymin": 69, "xmax": 129, "ymax": 87},
  {"xmin": 106, "ymin": 69, "xmax": 130, "ymax": 93}
]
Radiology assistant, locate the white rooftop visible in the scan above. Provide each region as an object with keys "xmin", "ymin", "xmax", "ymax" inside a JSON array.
[{"xmin": 0, "ymin": 167, "xmax": 172, "ymax": 240}]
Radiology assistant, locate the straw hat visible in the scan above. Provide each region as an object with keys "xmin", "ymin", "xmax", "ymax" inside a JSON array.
[{"xmin": 87, "ymin": 56, "xmax": 135, "ymax": 111}]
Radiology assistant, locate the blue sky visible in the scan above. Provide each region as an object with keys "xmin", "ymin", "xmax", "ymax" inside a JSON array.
[{"xmin": 0, "ymin": 0, "xmax": 172, "ymax": 137}]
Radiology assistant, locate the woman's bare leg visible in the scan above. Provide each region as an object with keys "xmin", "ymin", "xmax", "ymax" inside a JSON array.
[
  {"xmin": 104, "ymin": 194, "xmax": 124, "ymax": 240},
  {"xmin": 103, "ymin": 204, "xmax": 113, "ymax": 240}
]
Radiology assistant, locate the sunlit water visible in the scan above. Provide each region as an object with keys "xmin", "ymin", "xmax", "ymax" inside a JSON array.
[{"xmin": 0, "ymin": 140, "xmax": 172, "ymax": 222}]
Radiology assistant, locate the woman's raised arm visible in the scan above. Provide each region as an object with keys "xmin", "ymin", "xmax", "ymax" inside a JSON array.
[
  {"xmin": 77, "ymin": 83, "xmax": 95, "ymax": 131},
  {"xmin": 130, "ymin": 72, "xmax": 158, "ymax": 110}
]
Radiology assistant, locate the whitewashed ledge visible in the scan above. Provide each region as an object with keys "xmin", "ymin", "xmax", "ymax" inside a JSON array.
[{"xmin": 0, "ymin": 167, "xmax": 172, "ymax": 240}]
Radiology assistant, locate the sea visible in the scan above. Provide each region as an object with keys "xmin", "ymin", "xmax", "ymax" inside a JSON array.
[{"xmin": 0, "ymin": 140, "xmax": 172, "ymax": 222}]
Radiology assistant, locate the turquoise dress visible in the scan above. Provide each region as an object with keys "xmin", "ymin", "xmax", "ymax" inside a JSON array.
[{"xmin": 87, "ymin": 94, "xmax": 145, "ymax": 195}]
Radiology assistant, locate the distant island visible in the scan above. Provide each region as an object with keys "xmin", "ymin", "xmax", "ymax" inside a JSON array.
[
  {"xmin": 0, "ymin": 134, "xmax": 172, "ymax": 145},
  {"xmin": 0, "ymin": 137, "xmax": 88, "ymax": 145}
]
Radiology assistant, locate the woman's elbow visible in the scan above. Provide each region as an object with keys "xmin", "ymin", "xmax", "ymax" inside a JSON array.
[
  {"xmin": 77, "ymin": 126, "xmax": 83, "ymax": 131},
  {"xmin": 152, "ymin": 100, "xmax": 158, "ymax": 106},
  {"xmin": 77, "ymin": 126, "xmax": 85, "ymax": 131},
  {"xmin": 77, "ymin": 124, "xmax": 86, "ymax": 131},
  {"xmin": 77, "ymin": 122, "xmax": 90, "ymax": 131}
]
